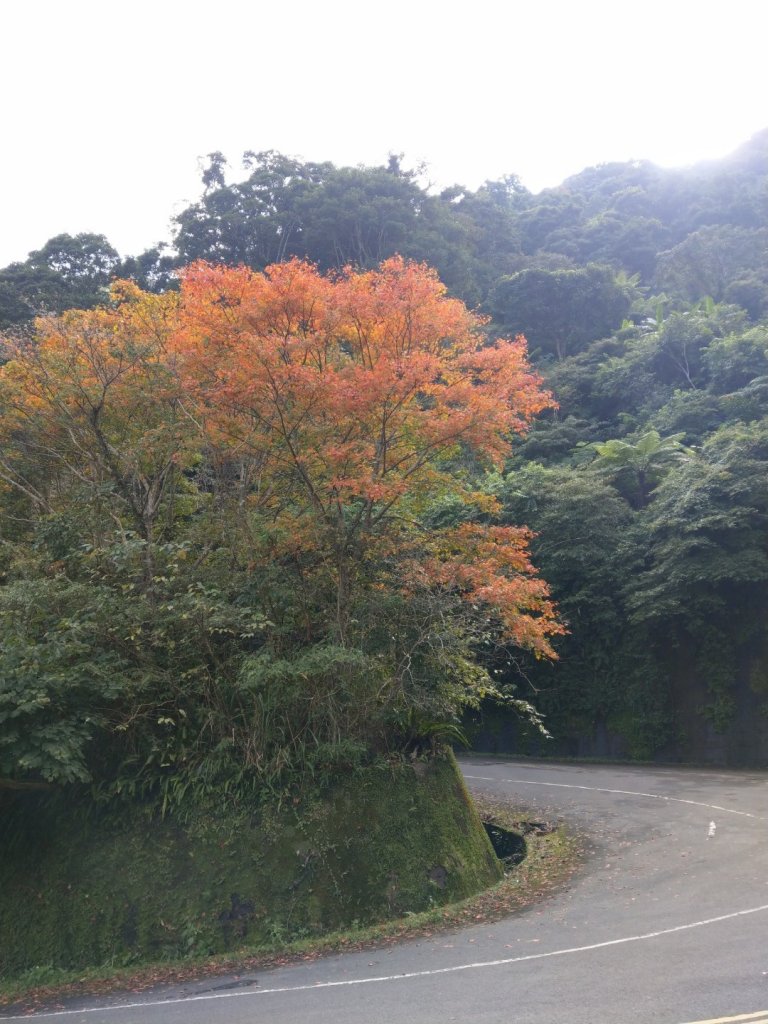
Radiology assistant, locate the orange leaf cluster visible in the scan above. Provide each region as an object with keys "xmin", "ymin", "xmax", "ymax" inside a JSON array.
[
  {"xmin": 422, "ymin": 524, "xmax": 566, "ymax": 658},
  {"xmin": 0, "ymin": 286, "xmax": 190, "ymax": 534},
  {"xmin": 172, "ymin": 256, "xmax": 554, "ymax": 518},
  {"xmin": 0, "ymin": 256, "xmax": 563, "ymax": 657}
]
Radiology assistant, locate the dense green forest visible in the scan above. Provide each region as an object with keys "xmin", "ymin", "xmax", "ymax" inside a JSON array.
[{"xmin": 2, "ymin": 127, "xmax": 767, "ymax": 779}]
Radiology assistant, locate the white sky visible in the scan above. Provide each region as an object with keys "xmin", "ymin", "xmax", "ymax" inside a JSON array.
[{"xmin": 1, "ymin": 0, "xmax": 766, "ymax": 267}]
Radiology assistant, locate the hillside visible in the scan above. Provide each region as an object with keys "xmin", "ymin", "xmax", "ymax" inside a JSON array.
[{"xmin": 2, "ymin": 128, "xmax": 768, "ymax": 784}]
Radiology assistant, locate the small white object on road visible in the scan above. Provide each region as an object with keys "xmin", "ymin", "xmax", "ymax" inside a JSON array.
[{"xmin": 708, "ymin": 820, "xmax": 717, "ymax": 838}]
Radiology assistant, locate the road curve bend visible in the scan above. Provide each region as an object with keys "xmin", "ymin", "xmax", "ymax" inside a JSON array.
[{"xmin": 5, "ymin": 758, "xmax": 768, "ymax": 1024}]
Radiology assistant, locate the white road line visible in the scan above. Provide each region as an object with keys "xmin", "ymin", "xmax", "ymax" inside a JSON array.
[
  {"xmin": 6, "ymin": 903, "xmax": 768, "ymax": 1020},
  {"xmin": 463, "ymin": 775, "xmax": 765, "ymax": 819},
  {"xmin": 679, "ymin": 1013, "xmax": 768, "ymax": 1023}
]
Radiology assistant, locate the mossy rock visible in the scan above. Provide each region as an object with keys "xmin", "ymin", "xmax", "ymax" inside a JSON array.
[{"xmin": 0, "ymin": 754, "xmax": 501, "ymax": 977}]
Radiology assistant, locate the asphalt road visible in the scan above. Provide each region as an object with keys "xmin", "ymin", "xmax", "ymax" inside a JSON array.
[{"xmin": 5, "ymin": 757, "xmax": 768, "ymax": 1024}]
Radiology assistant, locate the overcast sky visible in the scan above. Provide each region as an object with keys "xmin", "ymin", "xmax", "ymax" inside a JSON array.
[{"xmin": 1, "ymin": 0, "xmax": 766, "ymax": 267}]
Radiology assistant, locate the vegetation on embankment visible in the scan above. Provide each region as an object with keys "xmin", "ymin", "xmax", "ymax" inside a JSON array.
[
  {"xmin": 0, "ymin": 787, "xmax": 580, "ymax": 1013},
  {"xmin": 0, "ymin": 754, "xmax": 502, "ymax": 981}
]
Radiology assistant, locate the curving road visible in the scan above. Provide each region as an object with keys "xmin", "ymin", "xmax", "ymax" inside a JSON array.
[{"xmin": 5, "ymin": 757, "xmax": 768, "ymax": 1024}]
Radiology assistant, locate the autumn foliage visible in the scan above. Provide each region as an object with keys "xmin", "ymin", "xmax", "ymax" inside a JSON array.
[
  {"xmin": 0, "ymin": 257, "xmax": 561, "ymax": 793},
  {"xmin": 171, "ymin": 257, "xmax": 561, "ymax": 650}
]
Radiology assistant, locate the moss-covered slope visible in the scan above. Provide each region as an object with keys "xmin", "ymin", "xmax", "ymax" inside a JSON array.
[{"xmin": 0, "ymin": 755, "xmax": 501, "ymax": 977}]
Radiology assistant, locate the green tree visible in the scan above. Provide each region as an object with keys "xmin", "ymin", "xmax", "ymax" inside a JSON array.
[
  {"xmin": 622, "ymin": 419, "xmax": 768, "ymax": 739},
  {"xmin": 489, "ymin": 264, "xmax": 635, "ymax": 360},
  {"xmin": 702, "ymin": 325, "xmax": 768, "ymax": 393},
  {"xmin": 586, "ymin": 430, "xmax": 692, "ymax": 507},
  {"xmin": 493, "ymin": 465, "xmax": 672, "ymax": 758},
  {"xmin": 654, "ymin": 226, "xmax": 768, "ymax": 304},
  {"xmin": 627, "ymin": 419, "xmax": 768, "ymax": 623},
  {"xmin": 0, "ymin": 233, "xmax": 120, "ymax": 328}
]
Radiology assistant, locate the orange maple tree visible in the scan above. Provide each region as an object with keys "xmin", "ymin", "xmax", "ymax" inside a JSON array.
[
  {"xmin": 0, "ymin": 256, "xmax": 561, "ymax": 787},
  {"xmin": 171, "ymin": 256, "xmax": 563, "ymax": 657}
]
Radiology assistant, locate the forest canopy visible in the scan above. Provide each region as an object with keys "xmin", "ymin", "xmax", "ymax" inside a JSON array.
[{"xmin": 2, "ymin": 126, "xmax": 768, "ymax": 768}]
